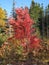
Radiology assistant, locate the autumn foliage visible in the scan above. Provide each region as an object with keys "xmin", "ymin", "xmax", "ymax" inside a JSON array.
[
  {"xmin": 8, "ymin": 7, "xmax": 41, "ymax": 51},
  {"xmin": 0, "ymin": 7, "xmax": 7, "ymax": 27}
]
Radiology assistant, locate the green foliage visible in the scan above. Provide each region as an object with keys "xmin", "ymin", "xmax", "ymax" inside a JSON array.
[
  {"xmin": 0, "ymin": 35, "xmax": 4, "ymax": 47},
  {"xmin": 29, "ymin": 0, "xmax": 44, "ymax": 38},
  {"xmin": 0, "ymin": 34, "xmax": 7, "ymax": 47},
  {"xmin": 29, "ymin": 0, "xmax": 43, "ymax": 23},
  {"xmin": 45, "ymin": 4, "xmax": 49, "ymax": 38}
]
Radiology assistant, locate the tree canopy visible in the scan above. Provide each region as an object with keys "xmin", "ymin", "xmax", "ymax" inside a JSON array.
[
  {"xmin": 29, "ymin": 0, "xmax": 43, "ymax": 23},
  {"xmin": 0, "ymin": 7, "xmax": 7, "ymax": 27}
]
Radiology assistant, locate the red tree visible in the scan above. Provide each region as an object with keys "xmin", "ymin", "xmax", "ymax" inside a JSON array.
[{"xmin": 8, "ymin": 7, "xmax": 41, "ymax": 50}]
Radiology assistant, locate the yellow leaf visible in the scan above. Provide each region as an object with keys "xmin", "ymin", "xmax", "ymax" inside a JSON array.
[{"xmin": 0, "ymin": 7, "xmax": 7, "ymax": 27}]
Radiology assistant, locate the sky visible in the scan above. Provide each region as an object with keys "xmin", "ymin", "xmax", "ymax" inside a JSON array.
[{"xmin": 0, "ymin": 0, "xmax": 49, "ymax": 16}]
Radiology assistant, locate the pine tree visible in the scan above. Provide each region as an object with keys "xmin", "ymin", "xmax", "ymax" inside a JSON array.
[
  {"xmin": 29, "ymin": 0, "xmax": 43, "ymax": 37},
  {"xmin": 29, "ymin": 0, "xmax": 42, "ymax": 23},
  {"xmin": 45, "ymin": 5, "xmax": 49, "ymax": 39}
]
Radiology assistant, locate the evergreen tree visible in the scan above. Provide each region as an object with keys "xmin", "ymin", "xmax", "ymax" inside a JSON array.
[
  {"xmin": 29, "ymin": 0, "xmax": 43, "ymax": 37},
  {"xmin": 29, "ymin": 0, "xmax": 42, "ymax": 23},
  {"xmin": 45, "ymin": 5, "xmax": 49, "ymax": 38}
]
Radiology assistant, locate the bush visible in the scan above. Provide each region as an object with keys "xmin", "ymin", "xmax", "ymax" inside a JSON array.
[{"xmin": 0, "ymin": 34, "xmax": 7, "ymax": 47}]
